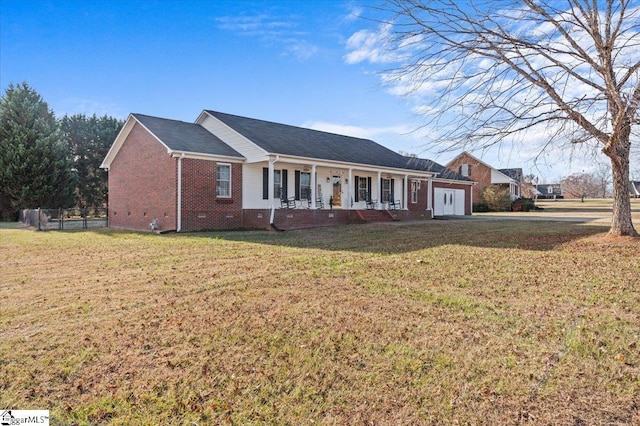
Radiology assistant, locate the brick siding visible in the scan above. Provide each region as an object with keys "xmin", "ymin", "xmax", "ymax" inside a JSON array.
[
  {"xmin": 108, "ymin": 123, "xmax": 177, "ymax": 232},
  {"xmin": 181, "ymin": 160, "xmax": 243, "ymax": 231},
  {"xmin": 447, "ymin": 153, "xmax": 492, "ymax": 203}
]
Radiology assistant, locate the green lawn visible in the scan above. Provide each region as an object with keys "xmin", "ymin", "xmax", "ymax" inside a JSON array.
[{"xmin": 1, "ymin": 220, "xmax": 639, "ymax": 424}]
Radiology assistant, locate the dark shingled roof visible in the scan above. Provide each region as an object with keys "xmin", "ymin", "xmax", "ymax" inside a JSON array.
[
  {"xmin": 536, "ymin": 184, "xmax": 562, "ymax": 196},
  {"xmin": 499, "ymin": 168, "xmax": 523, "ymax": 181},
  {"xmin": 402, "ymin": 157, "xmax": 474, "ymax": 181},
  {"xmin": 133, "ymin": 113, "xmax": 243, "ymax": 158},
  {"xmin": 205, "ymin": 110, "xmax": 411, "ymax": 169}
]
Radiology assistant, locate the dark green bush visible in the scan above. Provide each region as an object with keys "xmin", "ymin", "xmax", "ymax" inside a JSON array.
[{"xmin": 473, "ymin": 202, "xmax": 490, "ymax": 212}]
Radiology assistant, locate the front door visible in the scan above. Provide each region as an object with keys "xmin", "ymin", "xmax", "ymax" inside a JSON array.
[{"xmin": 332, "ymin": 176, "xmax": 342, "ymax": 207}]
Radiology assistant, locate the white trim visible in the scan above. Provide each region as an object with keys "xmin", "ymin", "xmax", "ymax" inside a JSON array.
[
  {"xmin": 177, "ymin": 154, "xmax": 184, "ymax": 232},
  {"xmin": 376, "ymin": 171, "xmax": 382, "ymax": 210},
  {"xmin": 347, "ymin": 168, "xmax": 353, "ymax": 209},
  {"xmin": 403, "ymin": 174, "xmax": 409, "ymax": 210},
  {"xmin": 268, "ymin": 156, "xmax": 277, "ymax": 209},
  {"xmin": 431, "ymin": 177, "xmax": 475, "ymax": 186},
  {"xmin": 100, "ymin": 114, "xmax": 137, "ymax": 169},
  {"xmin": 311, "ymin": 164, "xmax": 317, "ymax": 209},
  {"xmin": 168, "ymin": 150, "xmax": 244, "ymax": 163},
  {"xmin": 245, "ymin": 153, "xmax": 437, "ymax": 179},
  {"xmin": 427, "ymin": 177, "xmax": 433, "ymax": 217},
  {"xmin": 216, "ymin": 163, "xmax": 232, "ymax": 198}
]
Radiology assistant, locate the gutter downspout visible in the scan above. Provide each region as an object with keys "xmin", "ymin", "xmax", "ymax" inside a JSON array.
[{"xmin": 177, "ymin": 153, "xmax": 184, "ymax": 232}]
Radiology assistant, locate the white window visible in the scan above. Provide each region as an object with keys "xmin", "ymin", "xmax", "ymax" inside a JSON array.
[
  {"xmin": 411, "ymin": 180, "xmax": 419, "ymax": 203},
  {"xmin": 358, "ymin": 177, "xmax": 368, "ymax": 201},
  {"xmin": 216, "ymin": 164, "xmax": 231, "ymax": 197},
  {"xmin": 459, "ymin": 164, "xmax": 471, "ymax": 177},
  {"xmin": 300, "ymin": 172, "xmax": 311, "ymax": 200},
  {"xmin": 274, "ymin": 170, "xmax": 282, "ymax": 199},
  {"xmin": 381, "ymin": 178, "xmax": 391, "ymax": 203}
]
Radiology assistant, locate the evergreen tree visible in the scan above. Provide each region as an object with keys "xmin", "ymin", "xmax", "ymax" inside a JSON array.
[
  {"xmin": 0, "ymin": 83, "xmax": 76, "ymax": 217},
  {"xmin": 60, "ymin": 114, "xmax": 123, "ymax": 210}
]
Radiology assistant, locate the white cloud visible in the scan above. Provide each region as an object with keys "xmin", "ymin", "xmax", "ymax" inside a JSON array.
[
  {"xmin": 214, "ymin": 15, "xmax": 297, "ymax": 37},
  {"xmin": 283, "ymin": 39, "xmax": 319, "ymax": 60},
  {"xmin": 342, "ymin": 4, "xmax": 640, "ymax": 182},
  {"xmin": 344, "ymin": 24, "xmax": 401, "ymax": 64},
  {"xmin": 215, "ymin": 14, "xmax": 319, "ymax": 60},
  {"xmin": 304, "ymin": 120, "xmax": 409, "ymax": 140},
  {"xmin": 344, "ymin": 5, "xmax": 363, "ymax": 22}
]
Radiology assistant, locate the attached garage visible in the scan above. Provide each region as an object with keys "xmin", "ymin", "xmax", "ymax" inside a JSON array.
[{"xmin": 434, "ymin": 187, "xmax": 466, "ymax": 216}]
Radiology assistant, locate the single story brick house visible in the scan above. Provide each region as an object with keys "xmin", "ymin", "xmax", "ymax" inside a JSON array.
[
  {"xmin": 446, "ymin": 151, "xmax": 523, "ymax": 205},
  {"xmin": 100, "ymin": 110, "xmax": 474, "ymax": 232}
]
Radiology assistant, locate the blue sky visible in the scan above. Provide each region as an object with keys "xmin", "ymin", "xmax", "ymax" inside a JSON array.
[{"xmin": 0, "ymin": 0, "xmax": 619, "ymax": 182}]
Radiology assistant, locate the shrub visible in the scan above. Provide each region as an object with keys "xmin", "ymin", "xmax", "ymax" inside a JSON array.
[
  {"xmin": 472, "ymin": 202, "xmax": 490, "ymax": 212},
  {"xmin": 512, "ymin": 198, "xmax": 536, "ymax": 212},
  {"xmin": 480, "ymin": 185, "xmax": 512, "ymax": 211}
]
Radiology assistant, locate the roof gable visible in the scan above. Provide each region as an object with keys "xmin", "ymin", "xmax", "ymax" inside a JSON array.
[
  {"xmin": 447, "ymin": 151, "xmax": 521, "ymax": 183},
  {"xmin": 133, "ymin": 114, "xmax": 243, "ymax": 158},
  {"xmin": 403, "ymin": 157, "xmax": 474, "ymax": 182},
  {"xmin": 498, "ymin": 168, "xmax": 523, "ymax": 182},
  {"xmin": 204, "ymin": 110, "xmax": 410, "ymax": 169},
  {"xmin": 101, "ymin": 114, "xmax": 244, "ymax": 169}
]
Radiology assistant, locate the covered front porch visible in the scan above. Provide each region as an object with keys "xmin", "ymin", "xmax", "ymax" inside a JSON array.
[
  {"xmin": 245, "ymin": 157, "xmax": 435, "ymax": 212},
  {"xmin": 240, "ymin": 156, "xmax": 436, "ymax": 230}
]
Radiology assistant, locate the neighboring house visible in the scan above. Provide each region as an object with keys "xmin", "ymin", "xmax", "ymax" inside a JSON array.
[
  {"xmin": 535, "ymin": 183, "xmax": 563, "ymax": 199},
  {"xmin": 446, "ymin": 151, "xmax": 523, "ymax": 205},
  {"xmin": 101, "ymin": 110, "xmax": 475, "ymax": 232},
  {"xmin": 631, "ymin": 181, "xmax": 640, "ymax": 198}
]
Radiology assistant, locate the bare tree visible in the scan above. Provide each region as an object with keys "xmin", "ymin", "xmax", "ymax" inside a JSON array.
[
  {"xmin": 593, "ymin": 161, "xmax": 612, "ymax": 198},
  {"xmin": 367, "ymin": 0, "xmax": 639, "ymax": 236},
  {"xmin": 561, "ymin": 172, "xmax": 603, "ymax": 201},
  {"xmin": 521, "ymin": 173, "xmax": 538, "ymax": 199}
]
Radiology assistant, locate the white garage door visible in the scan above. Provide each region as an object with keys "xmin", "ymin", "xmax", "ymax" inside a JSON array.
[{"xmin": 434, "ymin": 188, "xmax": 465, "ymax": 216}]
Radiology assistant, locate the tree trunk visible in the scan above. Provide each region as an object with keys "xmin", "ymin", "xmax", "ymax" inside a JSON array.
[{"xmin": 607, "ymin": 140, "xmax": 638, "ymax": 237}]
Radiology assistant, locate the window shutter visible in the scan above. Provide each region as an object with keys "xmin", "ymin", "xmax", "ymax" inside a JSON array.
[
  {"xmin": 354, "ymin": 175, "xmax": 359, "ymax": 202},
  {"xmin": 282, "ymin": 169, "xmax": 288, "ymax": 198},
  {"xmin": 295, "ymin": 171, "xmax": 301, "ymax": 200},
  {"xmin": 367, "ymin": 177, "xmax": 372, "ymax": 200},
  {"xmin": 262, "ymin": 167, "xmax": 268, "ymax": 200},
  {"xmin": 391, "ymin": 178, "xmax": 395, "ymax": 199}
]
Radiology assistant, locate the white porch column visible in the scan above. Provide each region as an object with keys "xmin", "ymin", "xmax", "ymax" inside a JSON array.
[
  {"xmin": 427, "ymin": 177, "xmax": 433, "ymax": 218},
  {"xmin": 268, "ymin": 157, "xmax": 276, "ymax": 208},
  {"xmin": 376, "ymin": 171, "xmax": 382, "ymax": 210},
  {"xmin": 347, "ymin": 168, "xmax": 353, "ymax": 209},
  {"xmin": 311, "ymin": 164, "xmax": 317, "ymax": 209},
  {"xmin": 403, "ymin": 174, "xmax": 409, "ymax": 210}
]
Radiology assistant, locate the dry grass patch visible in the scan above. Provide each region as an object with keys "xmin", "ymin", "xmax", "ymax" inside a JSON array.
[{"xmin": 1, "ymin": 220, "xmax": 639, "ymax": 424}]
